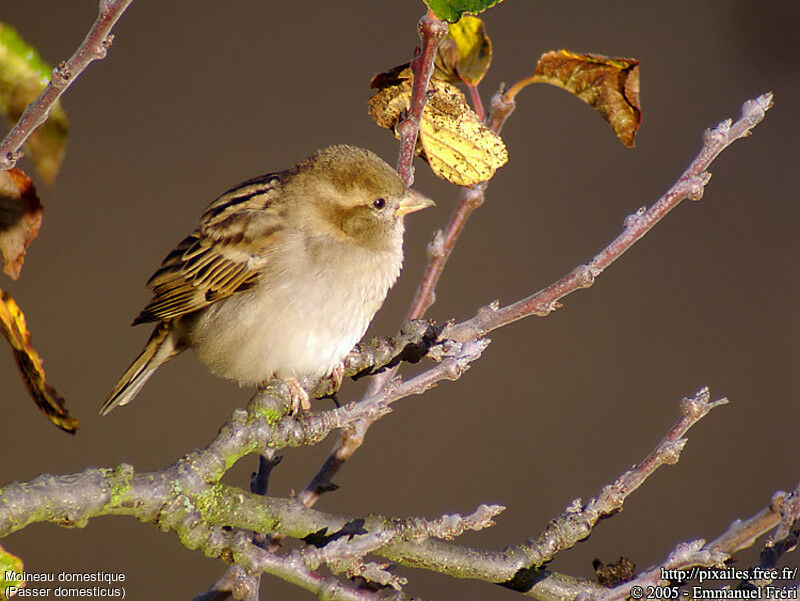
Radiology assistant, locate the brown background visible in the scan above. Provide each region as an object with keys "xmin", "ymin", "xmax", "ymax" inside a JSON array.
[{"xmin": 2, "ymin": 1, "xmax": 798, "ymax": 599}]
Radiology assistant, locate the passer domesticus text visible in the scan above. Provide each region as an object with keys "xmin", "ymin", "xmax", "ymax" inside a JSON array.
[{"xmin": 100, "ymin": 145, "xmax": 433, "ymax": 415}]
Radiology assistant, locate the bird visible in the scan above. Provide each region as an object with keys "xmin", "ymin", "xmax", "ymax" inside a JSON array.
[{"xmin": 100, "ymin": 145, "xmax": 433, "ymax": 416}]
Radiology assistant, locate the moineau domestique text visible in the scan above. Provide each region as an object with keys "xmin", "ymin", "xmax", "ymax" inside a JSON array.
[{"xmin": 4, "ymin": 571, "xmax": 125, "ymax": 583}]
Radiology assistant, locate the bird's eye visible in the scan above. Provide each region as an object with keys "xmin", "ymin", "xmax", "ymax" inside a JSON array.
[{"xmin": 372, "ymin": 198, "xmax": 386, "ymax": 210}]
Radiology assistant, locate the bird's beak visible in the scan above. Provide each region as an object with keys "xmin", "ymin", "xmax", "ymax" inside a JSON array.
[{"xmin": 396, "ymin": 189, "xmax": 435, "ymax": 217}]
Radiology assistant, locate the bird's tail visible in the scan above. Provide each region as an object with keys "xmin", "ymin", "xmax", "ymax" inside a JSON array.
[{"xmin": 100, "ymin": 324, "xmax": 182, "ymax": 416}]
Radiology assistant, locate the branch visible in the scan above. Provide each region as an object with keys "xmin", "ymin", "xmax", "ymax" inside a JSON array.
[
  {"xmin": 191, "ymin": 528, "xmax": 385, "ymax": 601},
  {"xmin": 369, "ymin": 389, "xmax": 725, "ymax": 600},
  {"xmin": 297, "ymin": 93, "xmax": 773, "ymax": 515},
  {"xmin": 1, "ymin": 383, "xmax": 779, "ymax": 601},
  {"xmin": 730, "ymin": 479, "xmax": 800, "ymax": 592},
  {"xmin": 510, "ymin": 389, "xmax": 728, "ymax": 569},
  {"xmin": 592, "ymin": 481, "xmax": 800, "ymax": 601},
  {"xmin": 302, "ymin": 503, "xmax": 504, "ymax": 590},
  {"xmin": 445, "ymin": 92, "xmax": 774, "ymax": 341},
  {"xmin": 0, "ymin": 85, "xmax": 776, "ymax": 598},
  {"xmin": 402, "ymin": 87, "xmax": 520, "ymax": 322},
  {"xmin": 592, "ymin": 541, "xmax": 728, "ymax": 601},
  {"xmin": 196, "ymin": 451, "xmax": 283, "ymax": 601},
  {"xmin": 395, "ymin": 10, "xmax": 449, "ymax": 185},
  {"xmin": 0, "ymin": 0, "xmax": 134, "ymax": 171},
  {"xmin": 311, "ymin": 319, "xmax": 442, "ymax": 398}
]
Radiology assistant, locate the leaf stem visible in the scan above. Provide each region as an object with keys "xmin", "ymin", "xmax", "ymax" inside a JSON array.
[{"xmin": 467, "ymin": 83, "xmax": 485, "ymax": 121}]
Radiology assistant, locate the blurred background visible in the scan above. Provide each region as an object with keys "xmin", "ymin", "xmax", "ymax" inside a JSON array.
[{"xmin": 2, "ymin": 1, "xmax": 798, "ymax": 599}]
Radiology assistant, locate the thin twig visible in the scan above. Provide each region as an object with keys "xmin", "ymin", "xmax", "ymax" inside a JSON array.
[
  {"xmin": 512, "ymin": 389, "xmax": 728, "ymax": 569},
  {"xmin": 445, "ymin": 93, "xmax": 774, "ymax": 341},
  {"xmin": 395, "ymin": 10, "xmax": 449, "ymax": 185},
  {"xmin": 0, "ymin": 0, "xmax": 134, "ymax": 170},
  {"xmin": 302, "ymin": 503, "xmax": 504, "ymax": 590},
  {"xmin": 732, "ymin": 480, "xmax": 800, "ymax": 591},
  {"xmin": 291, "ymin": 338, "xmax": 487, "ymax": 520},
  {"xmin": 368, "ymin": 87, "xmax": 518, "ymax": 397},
  {"xmin": 593, "ymin": 482, "xmax": 800, "ymax": 601}
]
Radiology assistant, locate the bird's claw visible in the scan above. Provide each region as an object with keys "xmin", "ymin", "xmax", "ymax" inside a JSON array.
[
  {"xmin": 330, "ymin": 360, "xmax": 347, "ymax": 392},
  {"xmin": 286, "ymin": 378, "xmax": 310, "ymax": 415}
]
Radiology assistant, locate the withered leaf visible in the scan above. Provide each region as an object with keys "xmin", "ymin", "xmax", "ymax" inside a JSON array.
[
  {"xmin": 369, "ymin": 67, "xmax": 507, "ymax": 186},
  {"xmin": 0, "ymin": 22, "xmax": 69, "ymax": 184},
  {"xmin": 509, "ymin": 50, "xmax": 641, "ymax": 147},
  {"xmin": 593, "ymin": 557, "xmax": 636, "ymax": 587},
  {"xmin": 423, "ymin": 0, "xmax": 505, "ymax": 24},
  {"xmin": 0, "ymin": 168, "xmax": 42, "ymax": 280},
  {"xmin": 434, "ymin": 15, "xmax": 492, "ymax": 86},
  {"xmin": 0, "ymin": 289, "xmax": 78, "ymax": 433}
]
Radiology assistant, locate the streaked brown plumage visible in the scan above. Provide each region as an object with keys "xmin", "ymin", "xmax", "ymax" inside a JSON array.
[{"xmin": 100, "ymin": 145, "xmax": 433, "ymax": 415}]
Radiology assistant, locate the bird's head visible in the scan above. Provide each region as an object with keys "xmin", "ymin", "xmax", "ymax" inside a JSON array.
[{"xmin": 286, "ymin": 145, "xmax": 434, "ymax": 249}]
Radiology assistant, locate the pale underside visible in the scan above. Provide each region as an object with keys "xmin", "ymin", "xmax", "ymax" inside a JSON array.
[{"xmin": 180, "ymin": 229, "xmax": 402, "ymax": 384}]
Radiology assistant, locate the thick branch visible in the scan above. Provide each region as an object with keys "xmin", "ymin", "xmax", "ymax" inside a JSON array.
[
  {"xmin": 0, "ymin": 0, "xmax": 134, "ymax": 171},
  {"xmin": 0, "ymin": 388, "xmax": 725, "ymax": 601}
]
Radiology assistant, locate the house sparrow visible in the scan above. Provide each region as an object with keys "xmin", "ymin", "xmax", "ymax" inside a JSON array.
[{"xmin": 100, "ymin": 145, "xmax": 433, "ymax": 416}]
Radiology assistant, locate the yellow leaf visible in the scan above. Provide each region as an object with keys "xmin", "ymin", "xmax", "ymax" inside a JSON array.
[
  {"xmin": 368, "ymin": 67, "xmax": 507, "ymax": 185},
  {"xmin": 419, "ymin": 78, "xmax": 506, "ymax": 185},
  {"xmin": 0, "ymin": 290, "xmax": 78, "ymax": 433},
  {"xmin": 434, "ymin": 15, "xmax": 492, "ymax": 86},
  {"xmin": 508, "ymin": 50, "xmax": 641, "ymax": 147}
]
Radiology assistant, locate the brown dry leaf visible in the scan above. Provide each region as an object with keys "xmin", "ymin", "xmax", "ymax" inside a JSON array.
[
  {"xmin": 0, "ymin": 168, "xmax": 42, "ymax": 280},
  {"xmin": 509, "ymin": 50, "xmax": 641, "ymax": 147},
  {"xmin": 369, "ymin": 67, "xmax": 507, "ymax": 185},
  {"xmin": 434, "ymin": 15, "xmax": 492, "ymax": 86},
  {"xmin": 593, "ymin": 556, "xmax": 636, "ymax": 587},
  {"xmin": 0, "ymin": 289, "xmax": 78, "ymax": 433},
  {"xmin": 368, "ymin": 64, "xmax": 412, "ymax": 129}
]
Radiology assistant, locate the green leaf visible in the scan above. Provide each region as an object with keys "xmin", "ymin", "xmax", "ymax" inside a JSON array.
[
  {"xmin": 0, "ymin": 543, "xmax": 25, "ymax": 599},
  {"xmin": 0, "ymin": 22, "xmax": 68, "ymax": 184},
  {"xmin": 422, "ymin": 0, "xmax": 504, "ymax": 24}
]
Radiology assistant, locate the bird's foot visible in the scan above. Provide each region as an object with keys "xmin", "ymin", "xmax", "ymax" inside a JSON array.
[
  {"xmin": 330, "ymin": 350, "xmax": 360, "ymax": 390},
  {"xmin": 286, "ymin": 378, "xmax": 310, "ymax": 415}
]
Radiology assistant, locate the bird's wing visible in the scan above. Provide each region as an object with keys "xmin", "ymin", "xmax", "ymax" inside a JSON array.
[{"xmin": 132, "ymin": 174, "xmax": 287, "ymax": 325}]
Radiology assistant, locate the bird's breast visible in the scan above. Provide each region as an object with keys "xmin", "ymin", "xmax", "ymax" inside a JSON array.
[{"xmin": 187, "ymin": 232, "xmax": 402, "ymax": 384}]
